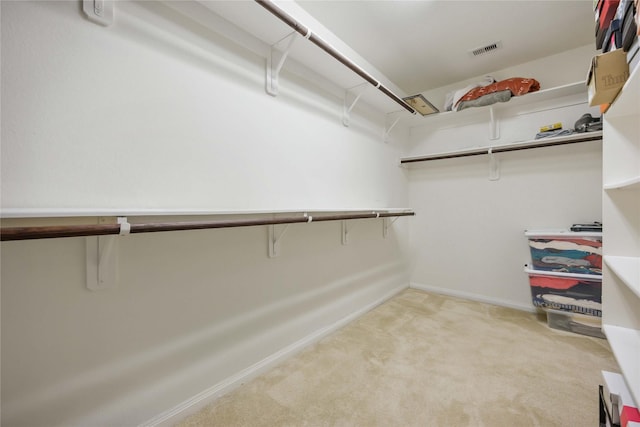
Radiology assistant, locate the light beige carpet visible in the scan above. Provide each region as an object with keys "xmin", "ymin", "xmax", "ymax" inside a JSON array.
[{"xmin": 176, "ymin": 289, "xmax": 618, "ymax": 426}]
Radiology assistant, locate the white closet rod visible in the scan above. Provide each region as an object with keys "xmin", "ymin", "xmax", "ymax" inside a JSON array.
[{"xmin": 255, "ymin": 0, "xmax": 417, "ymax": 115}]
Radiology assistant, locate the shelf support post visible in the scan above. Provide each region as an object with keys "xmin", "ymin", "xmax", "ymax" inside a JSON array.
[{"xmin": 266, "ymin": 31, "xmax": 299, "ymax": 96}]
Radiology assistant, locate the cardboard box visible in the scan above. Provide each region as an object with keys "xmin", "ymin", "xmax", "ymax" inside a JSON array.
[{"xmin": 587, "ymin": 48, "xmax": 630, "ymax": 105}]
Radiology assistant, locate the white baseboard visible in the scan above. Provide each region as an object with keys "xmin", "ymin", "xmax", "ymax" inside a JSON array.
[
  {"xmin": 141, "ymin": 283, "xmax": 409, "ymax": 427},
  {"xmin": 409, "ymin": 282, "xmax": 536, "ymax": 313}
]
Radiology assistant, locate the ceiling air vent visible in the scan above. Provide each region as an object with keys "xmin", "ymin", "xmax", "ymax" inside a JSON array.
[{"xmin": 469, "ymin": 41, "xmax": 503, "ymax": 57}]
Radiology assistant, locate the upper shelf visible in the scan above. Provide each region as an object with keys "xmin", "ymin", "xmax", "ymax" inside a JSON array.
[{"xmin": 401, "ymin": 81, "xmax": 589, "ymax": 127}]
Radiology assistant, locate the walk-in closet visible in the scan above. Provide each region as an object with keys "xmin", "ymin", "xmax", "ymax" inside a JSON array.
[{"xmin": 1, "ymin": 1, "xmax": 638, "ymax": 426}]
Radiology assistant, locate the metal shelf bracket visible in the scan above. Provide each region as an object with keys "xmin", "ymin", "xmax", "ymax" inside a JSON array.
[
  {"xmin": 488, "ymin": 148, "xmax": 500, "ymax": 181},
  {"xmin": 384, "ymin": 113, "xmax": 402, "ymax": 142},
  {"xmin": 268, "ymin": 213, "xmax": 313, "ymax": 257},
  {"xmin": 343, "ymin": 83, "xmax": 369, "ymax": 126},
  {"xmin": 268, "ymin": 223, "xmax": 289, "ymax": 258},
  {"xmin": 86, "ymin": 216, "xmax": 129, "ymax": 291},
  {"xmin": 341, "ymin": 220, "xmax": 350, "ymax": 245},
  {"xmin": 266, "ymin": 31, "xmax": 301, "ymax": 96},
  {"xmin": 383, "ymin": 216, "xmax": 399, "ymax": 238},
  {"xmin": 342, "ymin": 212, "xmax": 380, "ymax": 244}
]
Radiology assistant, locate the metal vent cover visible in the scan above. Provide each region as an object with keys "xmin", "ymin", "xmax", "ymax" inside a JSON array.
[{"xmin": 469, "ymin": 41, "xmax": 503, "ymax": 57}]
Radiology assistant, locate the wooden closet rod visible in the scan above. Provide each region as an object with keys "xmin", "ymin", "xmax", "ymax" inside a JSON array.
[
  {"xmin": 400, "ymin": 133, "xmax": 602, "ymax": 164},
  {"xmin": 0, "ymin": 211, "xmax": 415, "ymax": 241},
  {"xmin": 255, "ymin": 0, "xmax": 416, "ymax": 115}
]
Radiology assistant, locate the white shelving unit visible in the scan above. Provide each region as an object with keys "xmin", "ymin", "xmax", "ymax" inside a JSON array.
[
  {"xmin": 601, "ymin": 61, "xmax": 640, "ymax": 407},
  {"xmin": 603, "ymin": 176, "xmax": 640, "ymax": 191},
  {"xmin": 604, "ymin": 256, "xmax": 640, "ymax": 299}
]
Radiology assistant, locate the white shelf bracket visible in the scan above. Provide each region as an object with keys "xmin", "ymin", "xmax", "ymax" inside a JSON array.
[
  {"xmin": 488, "ymin": 148, "xmax": 500, "ymax": 181},
  {"xmin": 342, "ymin": 212, "xmax": 378, "ymax": 244},
  {"xmin": 266, "ymin": 31, "xmax": 299, "ymax": 96},
  {"xmin": 383, "ymin": 216, "xmax": 398, "ymax": 238},
  {"xmin": 343, "ymin": 83, "xmax": 369, "ymax": 127},
  {"xmin": 82, "ymin": 0, "xmax": 114, "ymax": 26},
  {"xmin": 489, "ymin": 106, "xmax": 500, "ymax": 140},
  {"xmin": 341, "ymin": 220, "xmax": 350, "ymax": 245},
  {"xmin": 384, "ymin": 113, "xmax": 402, "ymax": 143},
  {"xmin": 268, "ymin": 223, "xmax": 290, "ymax": 258},
  {"xmin": 86, "ymin": 217, "xmax": 129, "ymax": 291}
]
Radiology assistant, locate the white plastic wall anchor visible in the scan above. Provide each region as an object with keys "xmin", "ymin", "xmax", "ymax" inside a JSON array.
[
  {"xmin": 268, "ymin": 223, "xmax": 290, "ymax": 258},
  {"xmin": 266, "ymin": 32, "xmax": 298, "ymax": 96},
  {"xmin": 82, "ymin": 0, "xmax": 113, "ymax": 26},
  {"xmin": 489, "ymin": 106, "xmax": 500, "ymax": 140},
  {"xmin": 343, "ymin": 83, "xmax": 369, "ymax": 127},
  {"xmin": 86, "ymin": 217, "xmax": 129, "ymax": 291},
  {"xmin": 488, "ymin": 148, "xmax": 500, "ymax": 181},
  {"xmin": 384, "ymin": 114, "xmax": 401, "ymax": 142},
  {"xmin": 383, "ymin": 216, "xmax": 399, "ymax": 238}
]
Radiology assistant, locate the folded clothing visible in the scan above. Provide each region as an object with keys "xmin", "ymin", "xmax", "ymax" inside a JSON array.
[
  {"xmin": 457, "ymin": 90, "xmax": 512, "ymax": 111},
  {"xmin": 456, "ymin": 77, "xmax": 540, "ymax": 108},
  {"xmin": 444, "ymin": 76, "xmax": 496, "ymax": 111},
  {"xmin": 534, "ymin": 129, "xmax": 574, "ymax": 140}
]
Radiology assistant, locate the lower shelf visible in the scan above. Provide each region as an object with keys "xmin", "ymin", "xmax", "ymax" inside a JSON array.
[
  {"xmin": 603, "ymin": 324, "xmax": 640, "ymax": 407},
  {"xmin": 603, "ymin": 176, "xmax": 640, "ymax": 191},
  {"xmin": 604, "ymin": 256, "xmax": 640, "ymax": 299}
]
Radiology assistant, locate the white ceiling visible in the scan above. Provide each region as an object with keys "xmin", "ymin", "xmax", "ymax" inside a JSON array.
[{"xmin": 295, "ymin": 0, "xmax": 597, "ymax": 94}]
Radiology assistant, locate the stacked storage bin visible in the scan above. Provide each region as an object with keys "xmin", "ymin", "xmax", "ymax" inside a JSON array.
[{"xmin": 524, "ymin": 229, "xmax": 604, "ymax": 338}]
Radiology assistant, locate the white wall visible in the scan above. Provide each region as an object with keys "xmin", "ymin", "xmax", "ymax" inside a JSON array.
[
  {"xmin": 0, "ymin": 0, "xmax": 408, "ymax": 211},
  {"xmin": 406, "ymin": 47, "xmax": 603, "ymax": 310},
  {"xmin": 0, "ymin": 1, "xmax": 411, "ymax": 426}
]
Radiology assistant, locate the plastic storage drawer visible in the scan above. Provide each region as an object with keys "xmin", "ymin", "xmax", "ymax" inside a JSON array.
[
  {"xmin": 524, "ymin": 265, "xmax": 602, "ymax": 317},
  {"xmin": 545, "ymin": 309, "xmax": 604, "ymax": 338},
  {"xmin": 524, "ymin": 229, "xmax": 602, "ymax": 275}
]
